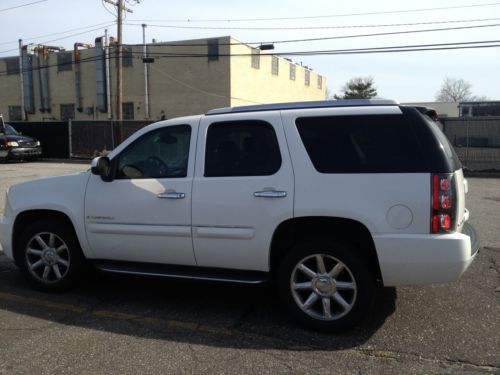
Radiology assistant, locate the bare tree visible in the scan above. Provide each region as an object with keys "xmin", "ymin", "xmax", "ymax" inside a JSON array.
[{"xmin": 435, "ymin": 77, "xmax": 473, "ymax": 102}]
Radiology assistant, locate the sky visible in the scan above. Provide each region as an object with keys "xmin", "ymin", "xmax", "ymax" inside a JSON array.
[{"xmin": 0, "ymin": 0, "xmax": 499, "ymax": 102}]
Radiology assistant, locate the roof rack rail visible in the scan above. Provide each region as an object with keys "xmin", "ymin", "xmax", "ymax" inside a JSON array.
[{"xmin": 206, "ymin": 99, "xmax": 399, "ymax": 116}]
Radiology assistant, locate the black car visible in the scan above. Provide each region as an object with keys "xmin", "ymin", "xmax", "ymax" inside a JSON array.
[{"xmin": 0, "ymin": 121, "xmax": 42, "ymax": 161}]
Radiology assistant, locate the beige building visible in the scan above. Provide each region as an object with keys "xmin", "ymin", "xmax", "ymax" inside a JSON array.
[{"xmin": 0, "ymin": 36, "xmax": 326, "ymax": 122}]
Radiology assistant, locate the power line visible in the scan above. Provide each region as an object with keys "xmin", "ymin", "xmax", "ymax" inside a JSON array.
[
  {"xmin": 123, "ymin": 23, "xmax": 500, "ymax": 48},
  {"xmin": 124, "ymin": 40, "xmax": 500, "ymax": 57},
  {"xmin": 124, "ymin": 17, "xmax": 500, "ymax": 31},
  {"xmin": 1, "ymin": 21, "xmax": 496, "ymax": 54},
  {"xmin": 0, "ymin": 0, "xmax": 48, "ymax": 12},
  {"xmin": 1, "ymin": 39, "xmax": 498, "ymax": 77},
  {"xmin": 126, "ymin": 2, "xmax": 500, "ymax": 22},
  {"xmin": 0, "ymin": 22, "xmax": 115, "ymax": 47},
  {"xmin": 101, "ymin": 0, "xmax": 117, "ymax": 17},
  {"xmin": 0, "ymin": 24, "xmax": 116, "ymax": 55}
]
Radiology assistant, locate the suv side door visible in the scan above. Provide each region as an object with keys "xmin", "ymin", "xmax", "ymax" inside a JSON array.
[
  {"xmin": 192, "ymin": 112, "xmax": 294, "ymax": 271},
  {"xmin": 84, "ymin": 122, "xmax": 197, "ymax": 265}
]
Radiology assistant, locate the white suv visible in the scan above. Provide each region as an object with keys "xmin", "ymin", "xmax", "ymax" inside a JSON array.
[{"xmin": 0, "ymin": 100, "xmax": 479, "ymax": 331}]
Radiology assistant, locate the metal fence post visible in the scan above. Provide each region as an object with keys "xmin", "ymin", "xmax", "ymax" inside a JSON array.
[
  {"xmin": 465, "ymin": 119, "xmax": 469, "ymax": 168},
  {"xmin": 68, "ymin": 118, "xmax": 72, "ymax": 158},
  {"xmin": 111, "ymin": 120, "xmax": 115, "ymax": 149}
]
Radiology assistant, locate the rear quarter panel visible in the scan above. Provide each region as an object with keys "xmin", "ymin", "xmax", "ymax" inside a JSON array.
[{"xmin": 281, "ymin": 107, "xmax": 431, "ymax": 235}]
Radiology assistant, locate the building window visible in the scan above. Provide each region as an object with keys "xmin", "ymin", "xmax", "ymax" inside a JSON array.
[
  {"xmin": 115, "ymin": 47, "xmax": 133, "ymax": 67},
  {"xmin": 289, "ymin": 63, "xmax": 296, "ymax": 81},
  {"xmin": 8, "ymin": 106, "xmax": 22, "ymax": 121},
  {"xmin": 271, "ymin": 56, "xmax": 279, "ymax": 75},
  {"xmin": 57, "ymin": 52, "xmax": 73, "ymax": 72},
  {"xmin": 208, "ymin": 39, "xmax": 219, "ymax": 61},
  {"xmin": 122, "ymin": 102, "xmax": 134, "ymax": 120},
  {"xmin": 123, "ymin": 47, "xmax": 133, "ymax": 67},
  {"xmin": 305, "ymin": 70, "xmax": 310, "ymax": 86},
  {"xmin": 5, "ymin": 57, "xmax": 20, "ymax": 75},
  {"xmin": 60, "ymin": 104, "xmax": 75, "ymax": 120},
  {"xmin": 317, "ymin": 75, "xmax": 323, "ymax": 89},
  {"xmin": 251, "ymin": 48, "xmax": 260, "ymax": 69}
]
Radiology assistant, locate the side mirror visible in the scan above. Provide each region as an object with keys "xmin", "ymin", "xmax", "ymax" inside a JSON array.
[{"xmin": 91, "ymin": 156, "xmax": 113, "ymax": 182}]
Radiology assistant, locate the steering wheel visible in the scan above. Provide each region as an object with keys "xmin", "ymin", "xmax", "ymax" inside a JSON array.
[{"xmin": 145, "ymin": 156, "xmax": 169, "ymax": 177}]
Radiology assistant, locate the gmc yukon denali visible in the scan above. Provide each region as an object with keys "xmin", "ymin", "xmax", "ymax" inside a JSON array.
[{"xmin": 0, "ymin": 100, "xmax": 479, "ymax": 331}]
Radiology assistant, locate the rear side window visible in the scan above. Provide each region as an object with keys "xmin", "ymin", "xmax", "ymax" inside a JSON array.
[
  {"xmin": 296, "ymin": 115, "xmax": 427, "ymax": 173},
  {"xmin": 205, "ymin": 120, "xmax": 282, "ymax": 177}
]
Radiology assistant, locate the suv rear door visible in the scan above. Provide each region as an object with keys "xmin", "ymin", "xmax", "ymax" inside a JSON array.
[{"xmin": 192, "ymin": 112, "xmax": 294, "ymax": 271}]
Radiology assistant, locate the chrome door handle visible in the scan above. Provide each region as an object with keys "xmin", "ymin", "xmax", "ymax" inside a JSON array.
[
  {"xmin": 157, "ymin": 192, "xmax": 186, "ymax": 199},
  {"xmin": 254, "ymin": 190, "xmax": 287, "ymax": 198}
]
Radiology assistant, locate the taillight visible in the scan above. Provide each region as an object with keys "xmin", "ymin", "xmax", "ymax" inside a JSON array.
[{"xmin": 431, "ymin": 173, "xmax": 457, "ymax": 233}]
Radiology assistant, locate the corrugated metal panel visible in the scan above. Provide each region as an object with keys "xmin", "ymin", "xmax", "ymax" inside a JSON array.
[
  {"xmin": 95, "ymin": 37, "xmax": 107, "ymax": 113},
  {"xmin": 21, "ymin": 49, "xmax": 34, "ymax": 113}
]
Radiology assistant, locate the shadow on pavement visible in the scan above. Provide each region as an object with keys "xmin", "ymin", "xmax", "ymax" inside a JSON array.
[{"xmin": 0, "ymin": 266, "xmax": 397, "ymax": 351}]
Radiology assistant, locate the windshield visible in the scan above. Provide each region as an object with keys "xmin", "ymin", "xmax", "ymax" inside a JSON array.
[{"xmin": 4, "ymin": 124, "xmax": 20, "ymax": 135}]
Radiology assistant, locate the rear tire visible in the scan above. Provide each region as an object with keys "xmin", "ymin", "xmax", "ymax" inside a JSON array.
[
  {"xmin": 16, "ymin": 219, "xmax": 86, "ymax": 292},
  {"xmin": 277, "ymin": 240, "xmax": 375, "ymax": 332}
]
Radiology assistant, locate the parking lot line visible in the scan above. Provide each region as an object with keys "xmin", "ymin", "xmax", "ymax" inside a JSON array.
[{"xmin": 0, "ymin": 290, "xmax": 255, "ymax": 340}]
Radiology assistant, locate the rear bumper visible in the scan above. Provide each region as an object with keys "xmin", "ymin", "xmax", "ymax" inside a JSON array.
[{"xmin": 374, "ymin": 224, "xmax": 479, "ymax": 286}]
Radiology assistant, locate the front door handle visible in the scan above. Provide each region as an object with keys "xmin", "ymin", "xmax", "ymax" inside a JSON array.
[
  {"xmin": 254, "ymin": 190, "xmax": 287, "ymax": 198},
  {"xmin": 157, "ymin": 192, "xmax": 186, "ymax": 199}
]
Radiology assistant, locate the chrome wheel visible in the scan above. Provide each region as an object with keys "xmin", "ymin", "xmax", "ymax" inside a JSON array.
[
  {"xmin": 25, "ymin": 232, "xmax": 71, "ymax": 284},
  {"xmin": 290, "ymin": 254, "xmax": 357, "ymax": 321}
]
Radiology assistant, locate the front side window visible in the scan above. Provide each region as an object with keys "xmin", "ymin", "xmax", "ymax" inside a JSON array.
[
  {"xmin": 205, "ymin": 121, "xmax": 281, "ymax": 177},
  {"xmin": 117, "ymin": 125, "xmax": 191, "ymax": 179}
]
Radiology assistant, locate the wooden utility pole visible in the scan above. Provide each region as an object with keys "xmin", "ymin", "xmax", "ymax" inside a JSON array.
[{"xmin": 103, "ymin": 0, "xmax": 133, "ymax": 120}]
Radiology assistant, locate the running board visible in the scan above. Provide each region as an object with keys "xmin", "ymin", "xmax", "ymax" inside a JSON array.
[{"xmin": 92, "ymin": 260, "xmax": 270, "ymax": 285}]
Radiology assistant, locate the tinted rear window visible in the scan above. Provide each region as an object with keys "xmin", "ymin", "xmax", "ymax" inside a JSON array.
[{"xmin": 296, "ymin": 115, "xmax": 428, "ymax": 173}]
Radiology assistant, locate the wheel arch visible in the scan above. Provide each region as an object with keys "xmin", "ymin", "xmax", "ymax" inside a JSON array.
[
  {"xmin": 12, "ymin": 209, "xmax": 81, "ymax": 266},
  {"xmin": 269, "ymin": 216, "xmax": 382, "ymax": 282}
]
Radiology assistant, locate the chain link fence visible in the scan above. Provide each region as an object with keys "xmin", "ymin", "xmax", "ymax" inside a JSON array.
[{"xmin": 442, "ymin": 117, "xmax": 500, "ymax": 171}]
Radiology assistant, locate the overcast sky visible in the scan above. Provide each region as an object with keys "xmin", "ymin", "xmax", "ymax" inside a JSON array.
[{"xmin": 1, "ymin": 0, "xmax": 499, "ymax": 102}]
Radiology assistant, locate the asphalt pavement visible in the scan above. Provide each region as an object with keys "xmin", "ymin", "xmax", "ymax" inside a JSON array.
[{"xmin": 0, "ymin": 162, "xmax": 499, "ymax": 374}]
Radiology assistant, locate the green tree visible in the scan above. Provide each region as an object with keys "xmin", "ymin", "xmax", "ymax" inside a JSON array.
[{"xmin": 335, "ymin": 77, "xmax": 377, "ymax": 99}]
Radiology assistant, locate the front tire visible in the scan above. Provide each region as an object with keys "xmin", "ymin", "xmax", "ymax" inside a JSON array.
[
  {"xmin": 277, "ymin": 241, "xmax": 375, "ymax": 332},
  {"xmin": 16, "ymin": 219, "xmax": 86, "ymax": 292}
]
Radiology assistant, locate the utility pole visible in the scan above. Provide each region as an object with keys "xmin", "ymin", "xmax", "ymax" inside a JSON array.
[
  {"xmin": 142, "ymin": 23, "xmax": 150, "ymax": 119},
  {"xmin": 103, "ymin": 0, "xmax": 133, "ymax": 120}
]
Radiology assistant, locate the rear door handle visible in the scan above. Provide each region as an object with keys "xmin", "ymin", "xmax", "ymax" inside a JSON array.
[
  {"xmin": 157, "ymin": 192, "xmax": 186, "ymax": 199},
  {"xmin": 253, "ymin": 190, "xmax": 287, "ymax": 198}
]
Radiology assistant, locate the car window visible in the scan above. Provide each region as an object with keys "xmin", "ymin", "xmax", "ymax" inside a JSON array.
[
  {"xmin": 204, "ymin": 120, "xmax": 282, "ymax": 177},
  {"xmin": 5, "ymin": 124, "xmax": 19, "ymax": 135},
  {"xmin": 116, "ymin": 125, "xmax": 191, "ymax": 179},
  {"xmin": 296, "ymin": 115, "xmax": 427, "ymax": 173}
]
